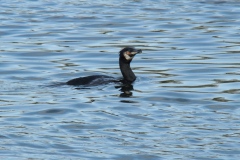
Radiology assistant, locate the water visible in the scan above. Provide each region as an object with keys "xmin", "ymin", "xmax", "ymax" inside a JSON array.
[{"xmin": 1, "ymin": 0, "xmax": 240, "ymax": 159}]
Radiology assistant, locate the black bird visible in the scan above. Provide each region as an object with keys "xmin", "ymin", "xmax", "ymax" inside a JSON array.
[{"xmin": 66, "ymin": 47, "xmax": 142, "ymax": 86}]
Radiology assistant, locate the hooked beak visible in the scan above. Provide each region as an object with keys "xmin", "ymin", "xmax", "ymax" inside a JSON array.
[
  {"xmin": 136, "ymin": 49, "xmax": 142, "ymax": 54},
  {"xmin": 130, "ymin": 49, "xmax": 142, "ymax": 56}
]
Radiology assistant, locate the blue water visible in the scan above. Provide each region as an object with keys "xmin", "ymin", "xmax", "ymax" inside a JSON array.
[{"xmin": 1, "ymin": 0, "xmax": 240, "ymax": 159}]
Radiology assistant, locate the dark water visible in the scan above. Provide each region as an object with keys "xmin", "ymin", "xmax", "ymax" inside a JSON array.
[{"xmin": 1, "ymin": 0, "xmax": 240, "ymax": 159}]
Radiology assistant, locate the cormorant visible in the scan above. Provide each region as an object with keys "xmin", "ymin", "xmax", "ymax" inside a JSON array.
[{"xmin": 66, "ymin": 47, "xmax": 142, "ymax": 86}]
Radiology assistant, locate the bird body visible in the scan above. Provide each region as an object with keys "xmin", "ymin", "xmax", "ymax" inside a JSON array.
[{"xmin": 67, "ymin": 75, "xmax": 115, "ymax": 86}]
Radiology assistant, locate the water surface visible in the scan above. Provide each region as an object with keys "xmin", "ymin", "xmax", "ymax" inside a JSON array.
[{"xmin": 1, "ymin": 0, "xmax": 240, "ymax": 159}]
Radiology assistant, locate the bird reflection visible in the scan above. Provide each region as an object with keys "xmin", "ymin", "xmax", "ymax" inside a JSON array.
[{"xmin": 115, "ymin": 83, "xmax": 134, "ymax": 97}]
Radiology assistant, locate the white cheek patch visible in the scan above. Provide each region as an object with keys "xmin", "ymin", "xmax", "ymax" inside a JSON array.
[{"xmin": 124, "ymin": 52, "xmax": 133, "ymax": 61}]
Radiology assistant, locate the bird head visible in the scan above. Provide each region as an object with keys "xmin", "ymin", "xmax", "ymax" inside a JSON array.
[{"xmin": 119, "ymin": 47, "xmax": 142, "ymax": 61}]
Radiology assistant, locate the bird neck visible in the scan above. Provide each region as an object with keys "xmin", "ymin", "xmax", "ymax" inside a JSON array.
[{"xmin": 119, "ymin": 58, "xmax": 136, "ymax": 83}]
